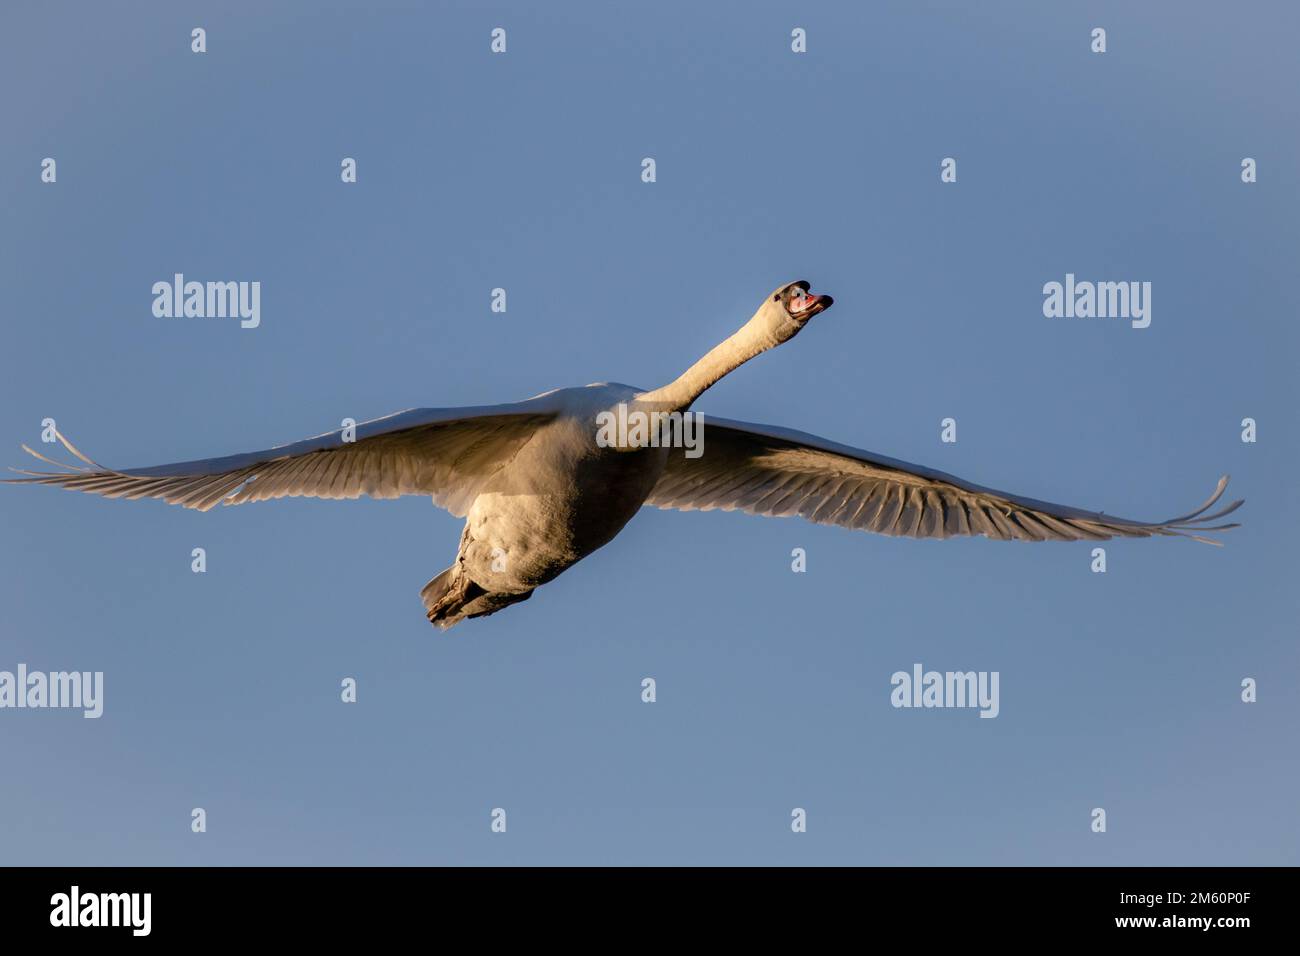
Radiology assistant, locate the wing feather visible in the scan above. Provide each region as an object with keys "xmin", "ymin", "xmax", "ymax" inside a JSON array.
[
  {"xmin": 646, "ymin": 417, "xmax": 1242, "ymax": 544},
  {"xmin": 5, "ymin": 401, "xmax": 558, "ymax": 515}
]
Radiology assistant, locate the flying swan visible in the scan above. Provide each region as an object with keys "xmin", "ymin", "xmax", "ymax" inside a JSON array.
[{"xmin": 5, "ymin": 281, "xmax": 1242, "ymax": 628}]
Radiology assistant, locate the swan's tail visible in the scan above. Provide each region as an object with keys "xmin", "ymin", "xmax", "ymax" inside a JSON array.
[{"xmin": 420, "ymin": 565, "xmax": 533, "ymax": 630}]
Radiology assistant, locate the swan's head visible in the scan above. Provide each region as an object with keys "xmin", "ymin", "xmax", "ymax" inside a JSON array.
[
  {"xmin": 758, "ymin": 280, "xmax": 834, "ymax": 343},
  {"xmin": 778, "ymin": 280, "xmax": 833, "ymax": 321}
]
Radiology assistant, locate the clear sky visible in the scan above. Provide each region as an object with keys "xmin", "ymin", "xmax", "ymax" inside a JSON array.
[{"xmin": 1, "ymin": 0, "xmax": 1296, "ymax": 865}]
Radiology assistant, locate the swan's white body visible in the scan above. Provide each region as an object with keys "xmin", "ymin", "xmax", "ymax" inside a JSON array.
[
  {"xmin": 440, "ymin": 383, "xmax": 665, "ymax": 620},
  {"xmin": 6, "ymin": 281, "xmax": 1242, "ymax": 628}
]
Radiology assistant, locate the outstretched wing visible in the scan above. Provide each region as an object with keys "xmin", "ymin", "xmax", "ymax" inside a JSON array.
[
  {"xmin": 5, "ymin": 401, "xmax": 558, "ymax": 516},
  {"xmin": 646, "ymin": 418, "xmax": 1243, "ymax": 544}
]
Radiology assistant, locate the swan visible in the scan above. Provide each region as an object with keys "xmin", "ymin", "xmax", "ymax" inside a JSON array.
[{"xmin": 5, "ymin": 280, "xmax": 1242, "ymax": 628}]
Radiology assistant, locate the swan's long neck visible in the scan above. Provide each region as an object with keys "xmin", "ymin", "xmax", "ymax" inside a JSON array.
[{"xmin": 635, "ymin": 308, "xmax": 786, "ymax": 412}]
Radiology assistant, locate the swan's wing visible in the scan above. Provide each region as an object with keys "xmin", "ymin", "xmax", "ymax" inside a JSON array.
[
  {"xmin": 646, "ymin": 417, "xmax": 1243, "ymax": 544},
  {"xmin": 4, "ymin": 401, "xmax": 558, "ymax": 516}
]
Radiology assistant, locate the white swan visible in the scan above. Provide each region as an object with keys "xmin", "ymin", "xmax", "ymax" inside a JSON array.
[{"xmin": 5, "ymin": 280, "xmax": 1242, "ymax": 628}]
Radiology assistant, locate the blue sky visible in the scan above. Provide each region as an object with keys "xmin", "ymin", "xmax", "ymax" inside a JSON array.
[{"xmin": 1, "ymin": 0, "xmax": 1296, "ymax": 864}]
